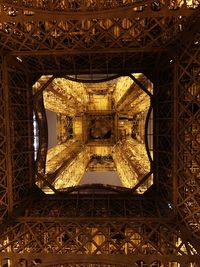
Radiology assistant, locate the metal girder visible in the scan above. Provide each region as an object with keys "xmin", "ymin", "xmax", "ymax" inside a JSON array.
[
  {"xmin": 0, "ymin": 56, "xmax": 9, "ymax": 220},
  {"xmin": 1, "ymin": 253, "xmax": 200, "ymax": 267},
  {"xmin": 8, "ymin": 65, "xmax": 34, "ymax": 202},
  {"xmin": 44, "ymin": 145, "xmax": 83, "ymax": 185},
  {"xmin": 8, "ymin": 52, "xmax": 159, "ymax": 76},
  {"xmin": 0, "ymin": 192, "xmax": 199, "ymax": 264},
  {"xmin": 179, "ymin": 225, "xmax": 200, "ymax": 256},
  {"xmin": 0, "ymin": 1, "xmax": 199, "ymax": 265},
  {"xmin": 17, "ymin": 194, "xmax": 169, "ymax": 219},
  {"xmin": 0, "ymin": 13, "xmax": 193, "ymax": 56},
  {"xmin": 175, "ymin": 39, "xmax": 200, "ymax": 243},
  {"xmin": 2, "ymin": 57, "xmax": 13, "ymax": 215},
  {"xmin": 0, "ymin": 56, "xmax": 34, "ymax": 220},
  {"xmin": 167, "ymin": 7, "xmax": 200, "ymax": 50},
  {"xmin": 153, "ymin": 60, "xmax": 174, "ymax": 203},
  {"xmin": 0, "ymin": 0, "xmax": 199, "ymax": 22}
]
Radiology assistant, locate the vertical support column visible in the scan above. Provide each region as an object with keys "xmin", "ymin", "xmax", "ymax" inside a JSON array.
[
  {"xmin": 0, "ymin": 55, "xmax": 9, "ymax": 219},
  {"xmin": 172, "ymin": 59, "xmax": 178, "ymax": 213},
  {"xmin": 169, "ymin": 15, "xmax": 200, "ymax": 248},
  {"xmin": 176, "ymin": 43, "xmax": 200, "ymax": 242},
  {"xmin": 4, "ymin": 57, "xmax": 34, "ymax": 210},
  {"xmin": 2, "ymin": 56, "xmax": 13, "ymax": 215},
  {"xmin": 154, "ymin": 62, "xmax": 174, "ymax": 203}
]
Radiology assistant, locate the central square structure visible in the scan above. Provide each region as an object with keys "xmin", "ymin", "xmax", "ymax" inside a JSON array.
[{"xmin": 85, "ymin": 112, "xmax": 116, "ymax": 145}]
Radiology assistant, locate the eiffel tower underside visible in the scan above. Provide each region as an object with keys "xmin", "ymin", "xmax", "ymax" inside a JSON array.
[{"xmin": 0, "ymin": 1, "xmax": 200, "ymax": 266}]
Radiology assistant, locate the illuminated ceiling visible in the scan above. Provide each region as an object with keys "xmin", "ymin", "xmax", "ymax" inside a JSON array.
[{"xmin": 33, "ymin": 74, "xmax": 153, "ymax": 194}]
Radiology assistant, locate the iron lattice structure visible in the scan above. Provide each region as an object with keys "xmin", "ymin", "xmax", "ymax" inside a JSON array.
[{"xmin": 0, "ymin": 1, "xmax": 200, "ymax": 266}]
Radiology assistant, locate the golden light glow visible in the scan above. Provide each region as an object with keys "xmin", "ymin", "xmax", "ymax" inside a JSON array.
[
  {"xmin": 112, "ymin": 144, "xmax": 138, "ymax": 188},
  {"xmin": 53, "ymin": 78, "xmax": 88, "ymax": 105},
  {"xmin": 32, "ymin": 75, "xmax": 53, "ymax": 93},
  {"xmin": 73, "ymin": 117, "xmax": 83, "ymax": 140},
  {"xmin": 113, "ymin": 76, "xmax": 134, "ymax": 104},
  {"xmin": 45, "ymin": 140, "xmax": 82, "ymax": 175},
  {"xmin": 54, "ymin": 146, "xmax": 90, "ymax": 189},
  {"xmin": 35, "ymin": 74, "xmax": 153, "ymax": 192},
  {"xmin": 88, "ymin": 94, "xmax": 111, "ymax": 111}
]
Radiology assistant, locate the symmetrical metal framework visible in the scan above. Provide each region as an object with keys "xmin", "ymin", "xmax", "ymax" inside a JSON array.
[
  {"xmin": 0, "ymin": 1, "xmax": 200, "ymax": 266},
  {"xmin": 33, "ymin": 74, "xmax": 153, "ymax": 193}
]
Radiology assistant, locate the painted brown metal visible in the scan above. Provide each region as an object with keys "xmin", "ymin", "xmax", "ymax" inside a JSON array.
[{"xmin": 0, "ymin": 1, "xmax": 199, "ymax": 266}]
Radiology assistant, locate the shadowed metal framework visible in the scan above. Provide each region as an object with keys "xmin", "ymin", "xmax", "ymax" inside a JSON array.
[{"xmin": 0, "ymin": 0, "xmax": 200, "ymax": 266}]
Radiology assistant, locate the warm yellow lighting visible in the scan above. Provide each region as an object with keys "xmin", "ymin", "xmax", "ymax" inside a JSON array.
[
  {"xmin": 112, "ymin": 144, "xmax": 138, "ymax": 188},
  {"xmin": 88, "ymin": 94, "xmax": 111, "ymax": 111},
  {"xmin": 45, "ymin": 140, "xmax": 82, "ymax": 175},
  {"xmin": 32, "ymin": 75, "xmax": 53, "ymax": 93},
  {"xmin": 54, "ymin": 146, "xmax": 90, "ymax": 189},
  {"xmin": 113, "ymin": 76, "xmax": 133, "ymax": 105},
  {"xmin": 91, "ymin": 146, "xmax": 112, "ymax": 155},
  {"xmin": 34, "ymin": 74, "xmax": 153, "ymax": 193},
  {"xmin": 73, "ymin": 117, "xmax": 83, "ymax": 140}
]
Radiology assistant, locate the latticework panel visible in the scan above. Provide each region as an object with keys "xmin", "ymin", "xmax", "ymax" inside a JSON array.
[
  {"xmin": 1, "ymin": 194, "xmax": 199, "ymax": 264},
  {"xmin": 0, "ymin": 193, "xmax": 196, "ymax": 256},
  {"xmin": 1, "ymin": 0, "xmax": 200, "ymax": 14},
  {"xmin": 0, "ymin": 56, "xmax": 9, "ymax": 220},
  {"xmin": 153, "ymin": 62, "xmax": 174, "ymax": 203},
  {"xmin": 176, "ymin": 25, "xmax": 200, "ymax": 242},
  {"xmin": 19, "ymin": 194, "xmax": 169, "ymax": 219},
  {"xmin": 7, "ymin": 65, "xmax": 34, "ymax": 207},
  {"xmin": 0, "ymin": 193, "xmax": 199, "ymax": 266},
  {"xmin": 0, "ymin": 1, "xmax": 200, "ymax": 266},
  {"xmin": 0, "ymin": 257, "xmax": 199, "ymax": 267},
  {"xmin": 0, "ymin": 220, "xmax": 191, "ymax": 255},
  {"xmin": 0, "ymin": 2, "xmax": 198, "ymax": 77},
  {"xmin": 0, "ymin": 57, "xmax": 33, "ymax": 219},
  {"xmin": 16, "ymin": 52, "xmax": 159, "ymax": 76},
  {"xmin": 0, "ymin": 12, "xmax": 189, "ymax": 53}
]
